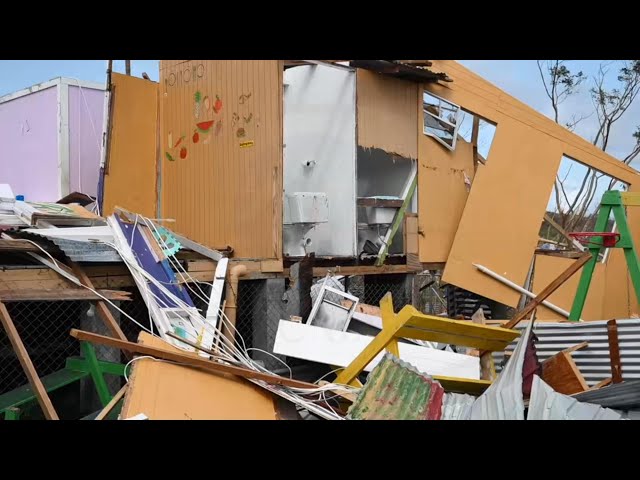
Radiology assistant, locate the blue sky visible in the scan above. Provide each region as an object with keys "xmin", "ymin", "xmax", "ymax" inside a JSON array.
[{"xmin": 1, "ymin": 59, "xmax": 638, "ymax": 170}]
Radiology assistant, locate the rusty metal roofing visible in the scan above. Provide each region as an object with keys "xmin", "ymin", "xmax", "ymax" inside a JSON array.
[{"xmin": 347, "ymin": 353, "xmax": 444, "ymax": 420}]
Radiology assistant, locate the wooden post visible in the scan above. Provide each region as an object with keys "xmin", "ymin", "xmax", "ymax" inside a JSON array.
[
  {"xmin": 0, "ymin": 302, "xmax": 59, "ymax": 420},
  {"xmin": 607, "ymin": 319, "xmax": 623, "ymax": 383},
  {"xmin": 125, "ymin": 60, "xmax": 131, "ymax": 76}
]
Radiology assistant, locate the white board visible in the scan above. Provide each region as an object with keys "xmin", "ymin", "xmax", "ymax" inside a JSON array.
[
  {"xmin": 274, "ymin": 320, "xmax": 480, "ymax": 379},
  {"xmin": 283, "ymin": 65, "xmax": 357, "ymax": 257}
]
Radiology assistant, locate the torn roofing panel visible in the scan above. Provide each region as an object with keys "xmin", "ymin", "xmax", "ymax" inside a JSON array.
[
  {"xmin": 527, "ymin": 375, "xmax": 623, "ymax": 420},
  {"xmin": 347, "ymin": 353, "xmax": 444, "ymax": 420}
]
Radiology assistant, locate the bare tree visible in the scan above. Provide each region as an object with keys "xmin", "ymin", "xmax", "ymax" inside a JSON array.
[{"xmin": 538, "ymin": 60, "xmax": 640, "ymax": 233}]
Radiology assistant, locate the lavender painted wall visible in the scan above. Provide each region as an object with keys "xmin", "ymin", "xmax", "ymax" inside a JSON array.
[
  {"xmin": 0, "ymin": 86, "xmax": 59, "ymax": 201},
  {"xmin": 68, "ymin": 85, "xmax": 104, "ymax": 197}
]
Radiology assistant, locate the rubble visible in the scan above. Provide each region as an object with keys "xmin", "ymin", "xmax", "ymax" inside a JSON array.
[{"xmin": 2, "ymin": 59, "xmax": 640, "ymax": 421}]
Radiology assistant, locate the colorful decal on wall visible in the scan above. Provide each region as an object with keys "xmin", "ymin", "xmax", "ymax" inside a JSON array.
[
  {"xmin": 243, "ymin": 113, "xmax": 253, "ymax": 124},
  {"xmin": 232, "ymin": 113, "xmax": 239, "ymax": 126},
  {"xmin": 173, "ymin": 135, "xmax": 186, "ymax": 148},
  {"xmin": 168, "ymin": 131, "xmax": 173, "ymax": 148},
  {"xmin": 239, "ymin": 93, "xmax": 252, "ymax": 105},
  {"xmin": 179, "ymin": 147, "xmax": 188, "ymax": 159},
  {"xmin": 236, "ymin": 127, "xmax": 246, "ymax": 138},
  {"xmin": 192, "ymin": 130, "xmax": 200, "ymax": 144},
  {"xmin": 165, "ymin": 152, "xmax": 176, "ymax": 162},
  {"xmin": 239, "ymin": 140, "xmax": 255, "ymax": 148},
  {"xmin": 196, "ymin": 120, "xmax": 215, "ymax": 134},
  {"xmin": 194, "ymin": 91, "xmax": 202, "ymax": 119},
  {"xmin": 213, "ymin": 95, "xmax": 223, "ymax": 114},
  {"xmin": 215, "ymin": 121, "xmax": 223, "ymax": 136},
  {"xmin": 203, "ymin": 95, "xmax": 211, "ymax": 112}
]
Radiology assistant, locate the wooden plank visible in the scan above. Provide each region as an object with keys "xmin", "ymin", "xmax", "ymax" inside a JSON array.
[
  {"xmin": 563, "ymin": 341, "xmax": 589, "ymax": 354},
  {"xmin": 69, "ymin": 263, "xmax": 131, "ymax": 358},
  {"xmin": 357, "ymin": 197, "xmax": 404, "ymax": 208},
  {"xmin": 543, "ymin": 214, "xmax": 586, "ymax": 252},
  {"xmin": 541, "ymin": 351, "xmax": 589, "ymax": 395},
  {"xmin": 504, "ymin": 252, "xmax": 592, "ymax": 329},
  {"xmin": 94, "ymin": 385, "xmax": 127, "ymax": 420},
  {"xmin": 70, "ymin": 328, "xmax": 317, "ymax": 390},
  {"xmin": 589, "ymin": 377, "xmax": 612, "ymax": 391},
  {"xmin": 607, "ymin": 319, "xmax": 623, "ymax": 383},
  {"xmin": 0, "ymin": 289, "xmax": 131, "ymax": 302},
  {"xmin": 404, "ymin": 310, "xmax": 520, "ymax": 349},
  {"xmin": 0, "ymin": 301, "xmax": 59, "ymax": 420}
]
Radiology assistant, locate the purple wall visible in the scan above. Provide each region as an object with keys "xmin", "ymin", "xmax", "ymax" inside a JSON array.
[
  {"xmin": 68, "ymin": 85, "xmax": 104, "ymax": 197},
  {"xmin": 0, "ymin": 86, "xmax": 59, "ymax": 202}
]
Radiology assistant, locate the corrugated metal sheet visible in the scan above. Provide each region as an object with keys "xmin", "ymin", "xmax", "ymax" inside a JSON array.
[
  {"xmin": 494, "ymin": 320, "xmax": 640, "ymax": 387},
  {"xmin": 46, "ymin": 238, "xmax": 120, "ymax": 262},
  {"xmin": 160, "ymin": 60, "xmax": 283, "ymax": 260},
  {"xmin": 356, "ymin": 70, "xmax": 418, "ymax": 159},
  {"xmin": 573, "ymin": 380, "xmax": 640, "ymax": 410},
  {"xmin": 347, "ymin": 353, "xmax": 444, "ymax": 420}
]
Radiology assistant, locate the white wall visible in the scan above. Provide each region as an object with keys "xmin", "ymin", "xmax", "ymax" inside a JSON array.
[{"xmin": 283, "ymin": 65, "xmax": 357, "ymax": 257}]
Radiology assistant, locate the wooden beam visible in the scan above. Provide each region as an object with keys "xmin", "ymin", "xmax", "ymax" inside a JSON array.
[
  {"xmin": 607, "ymin": 319, "xmax": 623, "ymax": 383},
  {"xmin": 357, "ymin": 197, "xmax": 404, "ymax": 208},
  {"xmin": 543, "ymin": 214, "xmax": 586, "ymax": 252},
  {"xmin": 504, "ymin": 252, "xmax": 592, "ymax": 330},
  {"xmin": 94, "ymin": 385, "xmax": 127, "ymax": 420},
  {"xmin": 542, "ymin": 350, "xmax": 589, "ymax": 395},
  {"xmin": 69, "ymin": 262, "xmax": 131, "ymax": 359},
  {"xmin": 563, "ymin": 341, "xmax": 589, "ymax": 354},
  {"xmin": 70, "ymin": 329, "xmax": 318, "ymax": 390},
  {"xmin": 589, "ymin": 377, "xmax": 612, "ymax": 391},
  {"xmin": 0, "ymin": 301, "xmax": 59, "ymax": 420},
  {"xmin": 0, "ymin": 289, "xmax": 131, "ymax": 302}
]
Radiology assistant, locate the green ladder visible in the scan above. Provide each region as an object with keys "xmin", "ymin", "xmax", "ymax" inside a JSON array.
[
  {"xmin": 569, "ymin": 190, "xmax": 640, "ymax": 321},
  {"xmin": 0, "ymin": 342, "xmax": 126, "ymax": 420}
]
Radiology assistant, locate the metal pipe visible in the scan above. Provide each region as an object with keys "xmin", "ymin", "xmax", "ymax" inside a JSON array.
[
  {"xmin": 221, "ymin": 264, "xmax": 248, "ymax": 349},
  {"xmin": 472, "ymin": 263, "xmax": 571, "ymax": 319}
]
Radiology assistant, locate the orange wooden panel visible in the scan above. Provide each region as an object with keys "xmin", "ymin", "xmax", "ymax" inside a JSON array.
[
  {"xmin": 159, "ymin": 60, "xmax": 282, "ymax": 259},
  {"xmin": 103, "ymin": 73, "xmax": 158, "ymax": 217},
  {"xmin": 356, "ymin": 70, "xmax": 418, "ymax": 159}
]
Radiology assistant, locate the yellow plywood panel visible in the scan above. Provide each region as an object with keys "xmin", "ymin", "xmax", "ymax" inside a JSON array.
[
  {"xmin": 160, "ymin": 60, "xmax": 283, "ymax": 259},
  {"xmin": 356, "ymin": 70, "xmax": 418, "ymax": 159},
  {"xmin": 533, "ymin": 255, "xmax": 605, "ymax": 321},
  {"xmin": 442, "ymin": 121, "xmax": 565, "ymax": 307},
  {"xmin": 432, "ymin": 376, "xmax": 491, "ymax": 395},
  {"xmin": 120, "ymin": 332, "xmax": 277, "ymax": 420},
  {"xmin": 103, "ymin": 73, "xmax": 158, "ymax": 217},
  {"xmin": 418, "ymin": 136, "xmax": 475, "ymax": 263}
]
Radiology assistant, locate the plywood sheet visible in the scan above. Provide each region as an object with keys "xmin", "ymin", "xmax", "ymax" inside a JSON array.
[
  {"xmin": 541, "ymin": 351, "xmax": 588, "ymax": 395},
  {"xmin": 103, "ymin": 73, "xmax": 158, "ymax": 217},
  {"xmin": 160, "ymin": 60, "xmax": 282, "ymax": 259},
  {"xmin": 356, "ymin": 70, "xmax": 418, "ymax": 159},
  {"xmin": 418, "ymin": 137, "xmax": 475, "ymax": 263},
  {"xmin": 533, "ymin": 254, "xmax": 605, "ymax": 321},
  {"xmin": 120, "ymin": 332, "xmax": 278, "ymax": 420},
  {"xmin": 442, "ymin": 122, "xmax": 564, "ymax": 307}
]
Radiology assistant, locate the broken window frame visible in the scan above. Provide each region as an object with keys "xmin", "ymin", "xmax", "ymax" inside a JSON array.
[
  {"xmin": 423, "ymin": 91, "xmax": 461, "ymax": 151},
  {"xmin": 306, "ymin": 275, "xmax": 359, "ymax": 332}
]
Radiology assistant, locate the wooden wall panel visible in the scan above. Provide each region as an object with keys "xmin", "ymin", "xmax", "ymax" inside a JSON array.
[
  {"xmin": 421, "ymin": 61, "xmax": 640, "ymax": 308},
  {"xmin": 356, "ymin": 70, "xmax": 418, "ymax": 159},
  {"xmin": 533, "ymin": 255, "xmax": 606, "ymax": 321},
  {"xmin": 442, "ymin": 121, "xmax": 564, "ymax": 307},
  {"xmin": 159, "ymin": 60, "xmax": 282, "ymax": 259},
  {"xmin": 418, "ymin": 137, "xmax": 475, "ymax": 263},
  {"xmin": 103, "ymin": 73, "xmax": 158, "ymax": 217}
]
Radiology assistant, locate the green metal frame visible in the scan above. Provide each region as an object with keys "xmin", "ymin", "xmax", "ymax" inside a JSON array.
[
  {"xmin": 569, "ymin": 190, "xmax": 640, "ymax": 321},
  {"xmin": 0, "ymin": 342, "xmax": 127, "ymax": 420}
]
